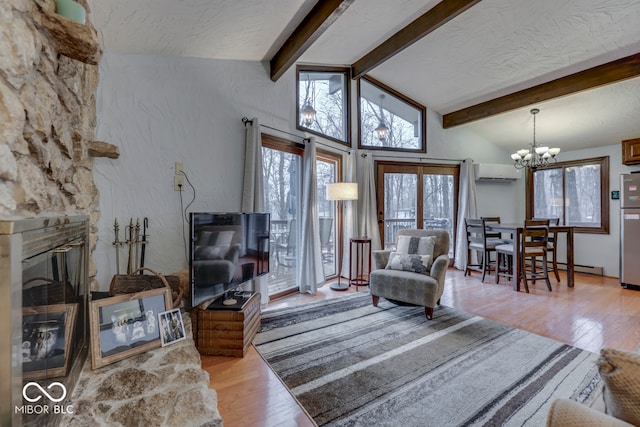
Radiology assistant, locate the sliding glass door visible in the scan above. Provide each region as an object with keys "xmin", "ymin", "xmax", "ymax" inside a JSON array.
[
  {"xmin": 316, "ymin": 152, "xmax": 340, "ymax": 279},
  {"xmin": 262, "ymin": 135, "xmax": 342, "ymax": 296},
  {"xmin": 262, "ymin": 135, "xmax": 302, "ymax": 296},
  {"xmin": 376, "ymin": 162, "xmax": 458, "ymax": 256}
]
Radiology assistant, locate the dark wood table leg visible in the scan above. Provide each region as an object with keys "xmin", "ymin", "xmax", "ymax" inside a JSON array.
[
  {"xmin": 513, "ymin": 228, "xmax": 521, "ymax": 292},
  {"xmin": 566, "ymin": 228, "xmax": 574, "ymax": 287}
]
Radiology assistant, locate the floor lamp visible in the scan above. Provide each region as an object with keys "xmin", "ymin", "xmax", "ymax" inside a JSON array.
[{"xmin": 326, "ymin": 182, "xmax": 358, "ymax": 291}]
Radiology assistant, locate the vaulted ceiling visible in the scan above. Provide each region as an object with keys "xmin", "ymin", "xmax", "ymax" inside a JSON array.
[{"xmin": 87, "ymin": 0, "xmax": 640, "ymax": 153}]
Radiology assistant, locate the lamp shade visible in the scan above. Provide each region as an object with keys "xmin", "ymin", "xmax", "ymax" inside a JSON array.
[{"xmin": 326, "ymin": 182, "xmax": 358, "ymax": 201}]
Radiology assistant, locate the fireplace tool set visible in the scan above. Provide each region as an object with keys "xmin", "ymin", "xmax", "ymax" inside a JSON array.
[{"xmin": 112, "ymin": 217, "xmax": 149, "ymax": 274}]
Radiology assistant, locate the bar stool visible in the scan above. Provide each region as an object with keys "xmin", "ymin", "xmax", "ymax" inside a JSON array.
[
  {"xmin": 533, "ymin": 217, "xmax": 560, "ymax": 282},
  {"xmin": 521, "ymin": 219, "xmax": 552, "ymax": 292},
  {"xmin": 495, "ymin": 241, "xmax": 515, "ymax": 284},
  {"xmin": 464, "ymin": 218, "xmax": 506, "ymax": 282}
]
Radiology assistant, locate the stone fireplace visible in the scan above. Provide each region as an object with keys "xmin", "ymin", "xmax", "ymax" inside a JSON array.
[
  {"xmin": 1, "ymin": 1, "xmax": 222, "ymax": 426},
  {"xmin": 1, "ymin": 0, "xmax": 104, "ymax": 287},
  {"xmin": 1, "ymin": 1, "xmax": 101, "ymax": 421}
]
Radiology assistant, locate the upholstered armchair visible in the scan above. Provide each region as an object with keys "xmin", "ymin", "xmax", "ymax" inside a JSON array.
[{"xmin": 370, "ymin": 229, "xmax": 450, "ymax": 319}]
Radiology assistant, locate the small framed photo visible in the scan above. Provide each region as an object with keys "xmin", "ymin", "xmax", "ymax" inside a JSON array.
[
  {"xmin": 90, "ymin": 287, "xmax": 171, "ymax": 370},
  {"xmin": 158, "ymin": 308, "xmax": 186, "ymax": 347},
  {"xmin": 22, "ymin": 303, "xmax": 78, "ymax": 380}
]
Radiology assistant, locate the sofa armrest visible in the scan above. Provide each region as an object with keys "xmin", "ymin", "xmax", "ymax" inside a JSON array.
[{"xmin": 372, "ymin": 250, "xmax": 391, "ymax": 270}]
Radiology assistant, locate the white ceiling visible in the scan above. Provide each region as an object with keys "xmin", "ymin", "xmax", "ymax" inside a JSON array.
[{"xmin": 86, "ymin": 0, "xmax": 640, "ymax": 153}]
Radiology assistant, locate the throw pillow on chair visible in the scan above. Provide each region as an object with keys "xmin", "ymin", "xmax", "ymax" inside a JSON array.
[{"xmin": 385, "ymin": 252, "xmax": 433, "ymax": 274}]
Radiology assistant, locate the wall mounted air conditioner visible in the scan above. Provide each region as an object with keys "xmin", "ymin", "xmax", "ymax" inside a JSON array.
[{"xmin": 474, "ymin": 163, "xmax": 521, "ymax": 182}]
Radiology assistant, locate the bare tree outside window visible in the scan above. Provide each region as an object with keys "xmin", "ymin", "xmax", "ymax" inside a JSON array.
[
  {"xmin": 297, "ymin": 68, "xmax": 349, "ymax": 145},
  {"xmin": 358, "ymin": 77, "xmax": 426, "ymax": 153},
  {"xmin": 528, "ymin": 156, "xmax": 609, "ymax": 233},
  {"xmin": 379, "ymin": 164, "xmax": 458, "ymax": 256}
]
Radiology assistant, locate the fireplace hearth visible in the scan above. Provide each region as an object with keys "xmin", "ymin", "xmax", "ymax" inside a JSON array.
[{"xmin": 1, "ymin": 216, "xmax": 90, "ymax": 426}]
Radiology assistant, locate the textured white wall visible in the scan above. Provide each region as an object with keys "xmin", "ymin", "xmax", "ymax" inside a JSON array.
[{"xmin": 93, "ymin": 54, "xmax": 295, "ymax": 288}]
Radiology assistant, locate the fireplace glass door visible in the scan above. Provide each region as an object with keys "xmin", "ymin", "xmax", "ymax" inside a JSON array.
[
  {"xmin": 21, "ymin": 237, "xmax": 87, "ymax": 381},
  {"xmin": 0, "ymin": 216, "xmax": 89, "ymax": 426}
]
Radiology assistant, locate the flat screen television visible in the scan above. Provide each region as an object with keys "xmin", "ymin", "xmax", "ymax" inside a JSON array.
[{"xmin": 189, "ymin": 212, "xmax": 270, "ymax": 308}]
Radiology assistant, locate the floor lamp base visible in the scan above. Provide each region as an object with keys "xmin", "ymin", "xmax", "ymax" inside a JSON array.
[{"xmin": 330, "ymin": 280, "xmax": 349, "ymax": 291}]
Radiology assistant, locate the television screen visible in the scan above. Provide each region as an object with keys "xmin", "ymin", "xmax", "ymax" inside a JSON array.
[{"xmin": 189, "ymin": 212, "xmax": 270, "ymax": 308}]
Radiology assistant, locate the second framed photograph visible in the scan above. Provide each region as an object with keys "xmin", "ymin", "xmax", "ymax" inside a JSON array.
[
  {"xmin": 158, "ymin": 308, "xmax": 186, "ymax": 347},
  {"xmin": 89, "ymin": 287, "xmax": 171, "ymax": 370}
]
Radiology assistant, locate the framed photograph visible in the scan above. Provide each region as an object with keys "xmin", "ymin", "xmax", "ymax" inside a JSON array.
[
  {"xmin": 158, "ymin": 308, "xmax": 186, "ymax": 347},
  {"xmin": 90, "ymin": 287, "xmax": 171, "ymax": 370},
  {"xmin": 22, "ymin": 303, "xmax": 78, "ymax": 380}
]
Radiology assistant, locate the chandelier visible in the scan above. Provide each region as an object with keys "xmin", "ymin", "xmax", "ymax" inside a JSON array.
[
  {"xmin": 511, "ymin": 108, "xmax": 560, "ymax": 171},
  {"xmin": 375, "ymin": 94, "xmax": 389, "ymax": 141},
  {"xmin": 301, "ymin": 75, "xmax": 317, "ymax": 127},
  {"xmin": 301, "ymin": 101, "xmax": 316, "ymax": 126}
]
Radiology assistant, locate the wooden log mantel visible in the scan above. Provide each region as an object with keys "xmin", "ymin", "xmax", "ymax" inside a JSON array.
[
  {"xmin": 34, "ymin": 8, "xmax": 102, "ymax": 65},
  {"xmin": 88, "ymin": 141, "xmax": 120, "ymax": 159}
]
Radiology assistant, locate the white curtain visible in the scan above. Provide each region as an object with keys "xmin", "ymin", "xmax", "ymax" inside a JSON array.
[
  {"xmin": 241, "ymin": 118, "xmax": 268, "ymax": 305},
  {"xmin": 340, "ymin": 151, "xmax": 358, "ymax": 279},
  {"xmin": 454, "ymin": 158, "xmax": 478, "ymax": 270},
  {"xmin": 297, "ymin": 137, "xmax": 325, "ymax": 294},
  {"xmin": 358, "ymin": 152, "xmax": 381, "ymax": 251}
]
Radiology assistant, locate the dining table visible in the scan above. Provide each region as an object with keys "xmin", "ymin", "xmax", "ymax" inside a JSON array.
[{"xmin": 485, "ymin": 223, "xmax": 575, "ymax": 292}]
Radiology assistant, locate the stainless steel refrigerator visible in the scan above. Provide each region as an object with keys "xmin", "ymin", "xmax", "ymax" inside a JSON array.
[{"xmin": 620, "ymin": 173, "xmax": 640, "ymax": 288}]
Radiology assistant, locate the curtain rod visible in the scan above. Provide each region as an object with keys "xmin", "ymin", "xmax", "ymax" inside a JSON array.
[
  {"xmin": 362, "ymin": 152, "xmax": 464, "ymax": 163},
  {"xmin": 241, "ymin": 117, "xmax": 350, "ymax": 153},
  {"xmin": 242, "ymin": 117, "xmax": 308, "ymax": 142}
]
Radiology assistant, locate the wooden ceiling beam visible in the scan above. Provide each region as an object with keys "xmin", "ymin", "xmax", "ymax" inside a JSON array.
[
  {"xmin": 443, "ymin": 52, "xmax": 640, "ymax": 128},
  {"xmin": 351, "ymin": 0, "xmax": 481, "ymax": 80},
  {"xmin": 269, "ymin": 0, "xmax": 354, "ymax": 82}
]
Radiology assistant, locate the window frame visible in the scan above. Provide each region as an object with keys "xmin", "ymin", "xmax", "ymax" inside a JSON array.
[
  {"xmin": 316, "ymin": 149, "xmax": 342, "ymax": 280},
  {"xmin": 296, "ymin": 65, "xmax": 351, "ymax": 146},
  {"xmin": 525, "ymin": 156, "xmax": 610, "ymax": 234},
  {"xmin": 358, "ymin": 76, "xmax": 427, "ymax": 153},
  {"xmin": 375, "ymin": 161, "xmax": 459, "ymax": 256}
]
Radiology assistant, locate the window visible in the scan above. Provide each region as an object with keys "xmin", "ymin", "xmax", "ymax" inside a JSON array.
[
  {"xmin": 358, "ymin": 76, "xmax": 426, "ymax": 153},
  {"xmin": 296, "ymin": 66, "xmax": 350, "ymax": 145},
  {"xmin": 261, "ymin": 135, "xmax": 342, "ymax": 297},
  {"xmin": 262, "ymin": 135, "xmax": 303, "ymax": 296},
  {"xmin": 316, "ymin": 151, "xmax": 341, "ymax": 278},
  {"xmin": 527, "ymin": 156, "xmax": 609, "ymax": 233},
  {"xmin": 376, "ymin": 162, "xmax": 458, "ymax": 256}
]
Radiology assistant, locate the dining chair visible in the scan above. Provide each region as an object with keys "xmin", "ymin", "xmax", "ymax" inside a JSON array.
[
  {"xmin": 481, "ymin": 217, "xmax": 507, "ymax": 241},
  {"xmin": 495, "ymin": 240, "xmax": 515, "ymax": 285},
  {"xmin": 521, "ymin": 219, "xmax": 552, "ymax": 292},
  {"xmin": 532, "ymin": 217, "xmax": 560, "ymax": 282},
  {"xmin": 464, "ymin": 218, "xmax": 505, "ymax": 282}
]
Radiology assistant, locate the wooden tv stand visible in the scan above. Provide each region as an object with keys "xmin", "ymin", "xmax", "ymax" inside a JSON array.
[{"xmin": 191, "ymin": 292, "xmax": 261, "ymax": 357}]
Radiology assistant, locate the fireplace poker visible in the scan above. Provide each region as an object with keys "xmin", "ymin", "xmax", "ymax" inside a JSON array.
[
  {"xmin": 139, "ymin": 217, "xmax": 148, "ymax": 274},
  {"xmin": 113, "ymin": 218, "xmax": 121, "ymax": 274},
  {"xmin": 134, "ymin": 218, "xmax": 140, "ymax": 271},
  {"xmin": 126, "ymin": 218, "xmax": 134, "ymax": 274}
]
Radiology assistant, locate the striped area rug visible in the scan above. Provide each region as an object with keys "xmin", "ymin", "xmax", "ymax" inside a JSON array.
[{"xmin": 255, "ymin": 293, "xmax": 602, "ymax": 427}]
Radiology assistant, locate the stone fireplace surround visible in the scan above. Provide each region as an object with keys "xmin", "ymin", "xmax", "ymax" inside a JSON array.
[
  {"xmin": 1, "ymin": 1, "xmax": 222, "ymax": 425},
  {"xmin": 61, "ymin": 315, "xmax": 222, "ymax": 426}
]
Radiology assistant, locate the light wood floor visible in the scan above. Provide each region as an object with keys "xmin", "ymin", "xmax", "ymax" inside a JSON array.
[{"xmin": 201, "ymin": 269, "xmax": 640, "ymax": 427}]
